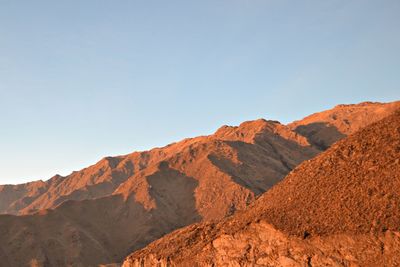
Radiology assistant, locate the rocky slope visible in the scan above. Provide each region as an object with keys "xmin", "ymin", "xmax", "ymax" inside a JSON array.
[{"xmin": 122, "ymin": 109, "xmax": 400, "ymax": 267}]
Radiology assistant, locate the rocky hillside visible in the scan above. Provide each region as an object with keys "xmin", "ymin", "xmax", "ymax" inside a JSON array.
[{"xmin": 122, "ymin": 109, "xmax": 400, "ymax": 267}]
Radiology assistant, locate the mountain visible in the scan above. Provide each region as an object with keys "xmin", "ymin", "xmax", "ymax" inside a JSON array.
[
  {"xmin": 2, "ymin": 119, "xmax": 318, "ymax": 217},
  {"xmin": 0, "ymin": 119, "xmax": 319, "ymax": 266},
  {"xmin": 122, "ymin": 108, "xmax": 400, "ymax": 267},
  {"xmin": 1, "ymin": 101, "xmax": 398, "ymax": 216},
  {"xmin": 0, "ymin": 100, "xmax": 398, "ymax": 266}
]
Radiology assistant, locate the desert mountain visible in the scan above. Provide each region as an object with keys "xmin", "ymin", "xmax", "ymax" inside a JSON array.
[
  {"xmin": 0, "ymin": 119, "xmax": 319, "ymax": 266},
  {"xmin": 2, "ymin": 119, "xmax": 319, "ymax": 217},
  {"xmin": 0, "ymin": 101, "xmax": 398, "ymax": 266},
  {"xmin": 1, "ymin": 101, "xmax": 398, "ymax": 216},
  {"xmin": 122, "ymin": 109, "xmax": 400, "ymax": 267}
]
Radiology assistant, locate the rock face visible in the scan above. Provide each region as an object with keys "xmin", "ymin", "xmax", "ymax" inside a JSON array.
[
  {"xmin": 0, "ymin": 101, "xmax": 398, "ymax": 266},
  {"xmin": 122, "ymin": 109, "xmax": 400, "ymax": 267}
]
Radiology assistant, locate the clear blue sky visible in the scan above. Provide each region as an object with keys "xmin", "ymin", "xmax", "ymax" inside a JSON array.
[{"xmin": 0, "ymin": 0, "xmax": 399, "ymax": 184}]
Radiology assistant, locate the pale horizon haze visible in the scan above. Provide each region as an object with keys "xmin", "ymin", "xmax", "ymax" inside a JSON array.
[{"xmin": 0, "ymin": 0, "xmax": 399, "ymax": 184}]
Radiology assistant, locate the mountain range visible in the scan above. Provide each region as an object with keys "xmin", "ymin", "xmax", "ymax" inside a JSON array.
[{"xmin": 0, "ymin": 100, "xmax": 398, "ymax": 267}]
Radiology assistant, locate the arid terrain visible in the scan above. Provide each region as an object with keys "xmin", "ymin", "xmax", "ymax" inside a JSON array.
[
  {"xmin": 0, "ymin": 101, "xmax": 398, "ymax": 267},
  {"xmin": 122, "ymin": 107, "xmax": 400, "ymax": 267}
]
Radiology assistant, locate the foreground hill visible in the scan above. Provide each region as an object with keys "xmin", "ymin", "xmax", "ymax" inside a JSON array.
[{"xmin": 122, "ymin": 109, "xmax": 400, "ymax": 266}]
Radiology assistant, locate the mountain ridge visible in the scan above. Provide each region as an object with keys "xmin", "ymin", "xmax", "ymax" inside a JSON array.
[
  {"xmin": 1, "ymin": 117, "xmax": 319, "ymax": 215},
  {"xmin": 0, "ymin": 117, "xmax": 320, "ymax": 266}
]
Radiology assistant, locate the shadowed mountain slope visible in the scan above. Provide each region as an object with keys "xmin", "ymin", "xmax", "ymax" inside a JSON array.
[{"xmin": 122, "ymin": 109, "xmax": 400, "ymax": 267}]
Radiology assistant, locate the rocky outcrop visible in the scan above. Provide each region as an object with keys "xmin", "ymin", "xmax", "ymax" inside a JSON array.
[{"xmin": 123, "ymin": 221, "xmax": 400, "ymax": 267}]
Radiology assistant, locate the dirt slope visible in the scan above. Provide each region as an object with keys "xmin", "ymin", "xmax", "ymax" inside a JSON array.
[{"xmin": 122, "ymin": 109, "xmax": 400, "ymax": 267}]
